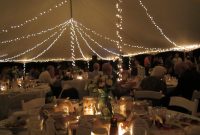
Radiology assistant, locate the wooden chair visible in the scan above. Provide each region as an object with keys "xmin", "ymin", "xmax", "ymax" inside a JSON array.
[{"xmin": 169, "ymin": 96, "xmax": 198, "ymax": 115}]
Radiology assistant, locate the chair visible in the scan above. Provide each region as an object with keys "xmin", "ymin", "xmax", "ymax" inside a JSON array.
[
  {"xmin": 192, "ymin": 90, "xmax": 200, "ymax": 101},
  {"xmin": 192, "ymin": 90, "xmax": 200, "ymax": 116},
  {"xmin": 169, "ymin": 96, "xmax": 198, "ymax": 115},
  {"xmin": 134, "ymin": 90, "xmax": 164, "ymax": 100},
  {"xmin": 134, "ymin": 90, "xmax": 164, "ymax": 106},
  {"xmin": 59, "ymin": 88, "xmax": 79, "ymax": 99},
  {"xmin": 22, "ymin": 98, "xmax": 45, "ymax": 111}
]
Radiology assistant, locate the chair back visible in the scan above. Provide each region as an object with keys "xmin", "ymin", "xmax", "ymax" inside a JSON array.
[
  {"xmin": 134, "ymin": 90, "xmax": 164, "ymax": 100},
  {"xmin": 22, "ymin": 98, "xmax": 45, "ymax": 111},
  {"xmin": 192, "ymin": 90, "xmax": 200, "ymax": 116},
  {"xmin": 169, "ymin": 96, "xmax": 198, "ymax": 115},
  {"xmin": 59, "ymin": 88, "xmax": 79, "ymax": 99},
  {"xmin": 192, "ymin": 90, "xmax": 200, "ymax": 101}
]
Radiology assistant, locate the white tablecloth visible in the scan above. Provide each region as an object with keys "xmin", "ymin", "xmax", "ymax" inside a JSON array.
[{"xmin": 0, "ymin": 84, "xmax": 50, "ymax": 119}]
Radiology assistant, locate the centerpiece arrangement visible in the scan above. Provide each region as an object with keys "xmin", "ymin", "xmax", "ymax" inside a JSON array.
[{"xmin": 86, "ymin": 74, "xmax": 114, "ymax": 118}]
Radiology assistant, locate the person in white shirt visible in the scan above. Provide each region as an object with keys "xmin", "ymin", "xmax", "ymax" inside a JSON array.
[
  {"xmin": 39, "ymin": 65, "xmax": 57, "ymax": 85},
  {"xmin": 88, "ymin": 63, "xmax": 102, "ymax": 79}
]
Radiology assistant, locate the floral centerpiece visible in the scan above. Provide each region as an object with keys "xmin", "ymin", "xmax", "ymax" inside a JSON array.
[{"xmin": 86, "ymin": 74, "xmax": 114, "ymax": 118}]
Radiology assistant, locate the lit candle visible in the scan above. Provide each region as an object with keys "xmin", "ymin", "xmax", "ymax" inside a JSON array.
[
  {"xmin": 119, "ymin": 96, "xmax": 132, "ymax": 117},
  {"xmin": 77, "ymin": 75, "xmax": 83, "ymax": 80},
  {"xmin": 0, "ymin": 82, "xmax": 8, "ymax": 92},
  {"xmin": 17, "ymin": 78, "xmax": 23, "ymax": 87},
  {"xmin": 118, "ymin": 122, "xmax": 133, "ymax": 135},
  {"xmin": 83, "ymin": 97, "xmax": 96, "ymax": 115}
]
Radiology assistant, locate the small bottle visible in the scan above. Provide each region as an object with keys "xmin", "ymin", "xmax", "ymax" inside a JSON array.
[{"xmin": 110, "ymin": 116, "xmax": 118, "ymax": 135}]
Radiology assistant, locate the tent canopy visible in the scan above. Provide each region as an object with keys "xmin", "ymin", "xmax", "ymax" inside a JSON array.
[{"xmin": 0, "ymin": 0, "xmax": 200, "ymax": 62}]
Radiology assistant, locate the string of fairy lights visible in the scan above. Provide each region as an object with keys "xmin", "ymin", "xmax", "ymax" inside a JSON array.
[
  {"xmin": 74, "ymin": 24, "xmax": 120, "ymax": 56},
  {"xmin": 0, "ymin": 0, "xmax": 68, "ymax": 33},
  {"xmin": 0, "ymin": 0, "xmax": 199, "ymax": 65},
  {"xmin": 115, "ymin": 0, "xmax": 123, "ymax": 53},
  {"xmin": 70, "ymin": 20, "xmax": 76, "ymax": 67},
  {"xmin": 0, "ymin": 54, "xmax": 8, "ymax": 58},
  {"xmin": 0, "ymin": 20, "xmax": 69, "ymax": 44},
  {"xmin": 74, "ymin": 19, "xmax": 161, "ymax": 51},
  {"xmin": 138, "ymin": 0, "xmax": 180, "ymax": 48}
]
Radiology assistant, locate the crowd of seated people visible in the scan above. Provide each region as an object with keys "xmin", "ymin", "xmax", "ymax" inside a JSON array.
[{"xmin": 1, "ymin": 52, "xmax": 200, "ymax": 114}]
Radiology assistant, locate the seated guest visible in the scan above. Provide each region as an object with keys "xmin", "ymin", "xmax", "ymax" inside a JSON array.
[
  {"xmin": 139, "ymin": 66, "xmax": 167, "ymax": 106},
  {"xmin": 173, "ymin": 61, "xmax": 200, "ymax": 99},
  {"xmin": 140, "ymin": 66, "xmax": 167, "ymax": 94},
  {"xmin": 102, "ymin": 62, "xmax": 117, "ymax": 83},
  {"xmin": 131, "ymin": 60, "xmax": 145, "ymax": 78},
  {"xmin": 39, "ymin": 65, "xmax": 57, "ymax": 85},
  {"xmin": 29, "ymin": 67, "xmax": 40, "ymax": 79},
  {"xmin": 88, "ymin": 63, "xmax": 102, "ymax": 79},
  {"xmin": 39, "ymin": 65, "xmax": 61, "ymax": 98},
  {"xmin": 102, "ymin": 63, "xmax": 113, "ymax": 76}
]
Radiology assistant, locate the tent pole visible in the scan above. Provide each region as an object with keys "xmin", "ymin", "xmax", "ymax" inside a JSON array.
[{"xmin": 70, "ymin": 0, "xmax": 73, "ymax": 18}]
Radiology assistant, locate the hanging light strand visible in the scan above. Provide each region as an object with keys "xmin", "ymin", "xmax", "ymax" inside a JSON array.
[
  {"xmin": 71, "ymin": 21, "xmax": 87, "ymax": 60},
  {"xmin": 3, "ymin": 31, "xmax": 59, "ymax": 61},
  {"xmin": 116, "ymin": 0, "xmax": 123, "ymax": 52},
  {"xmin": 138, "ymin": 0, "xmax": 181, "ymax": 47},
  {"xmin": 1, "ymin": 0, "xmax": 68, "ymax": 33},
  {"xmin": 70, "ymin": 20, "xmax": 76, "ymax": 67},
  {"xmin": 74, "ymin": 20, "xmax": 160, "ymax": 50},
  {"xmin": 2, "ymin": 22, "xmax": 68, "ymax": 61},
  {"xmin": 74, "ymin": 23, "xmax": 120, "ymax": 56},
  {"xmin": 0, "ymin": 20, "xmax": 70, "ymax": 45},
  {"xmin": 19, "ymin": 27, "xmax": 67, "ymax": 62},
  {"xmin": 75, "ymin": 25, "xmax": 106, "ymax": 60},
  {"xmin": 23, "ymin": 62, "xmax": 26, "ymax": 76},
  {"xmin": 0, "ymin": 54, "xmax": 8, "ymax": 58}
]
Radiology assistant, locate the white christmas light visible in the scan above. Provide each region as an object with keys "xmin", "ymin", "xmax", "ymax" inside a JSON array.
[
  {"xmin": 70, "ymin": 20, "xmax": 76, "ymax": 67},
  {"xmin": 72, "ymin": 21, "xmax": 87, "ymax": 60},
  {"xmin": 3, "ymin": 31, "xmax": 59, "ymax": 61},
  {"xmin": 138, "ymin": 0, "xmax": 181, "ymax": 47},
  {"xmin": 0, "ymin": 54, "xmax": 8, "ymax": 58},
  {"xmin": 116, "ymin": 0, "xmax": 123, "ymax": 52},
  {"xmin": 0, "ymin": 20, "xmax": 69, "ymax": 44},
  {"xmin": 74, "ymin": 23, "xmax": 120, "ymax": 56},
  {"xmin": 75, "ymin": 20, "xmax": 160, "ymax": 50},
  {"xmin": 23, "ymin": 62, "xmax": 26, "ymax": 76},
  {"xmin": 129, "ymin": 57, "xmax": 131, "ymax": 70},
  {"xmin": 75, "ymin": 25, "xmax": 106, "ymax": 60},
  {"xmin": 28, "ymin": 27, "xmax": 67, "ymax": 61},
  {"xmin": 1, "ymin": 0, "xmax": 68, "ymax": 33}
]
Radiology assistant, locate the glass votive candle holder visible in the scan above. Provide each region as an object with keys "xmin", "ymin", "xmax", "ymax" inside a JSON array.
[
  {"xmin": 83, "ymin": 97, "xmax": 96, "ymax": 115},
  {"xmin": 118, "ymin": 122, "xmax": 133, "ymax": 135},
  {"xmin": 119, "ymin": 96, "xmax": 133, "ymax": 117}
]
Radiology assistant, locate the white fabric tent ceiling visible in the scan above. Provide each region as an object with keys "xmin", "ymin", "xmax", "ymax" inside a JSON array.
[{"xmin": 0, "ymin": 0, "xmax": 200, "ymax": 62}]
